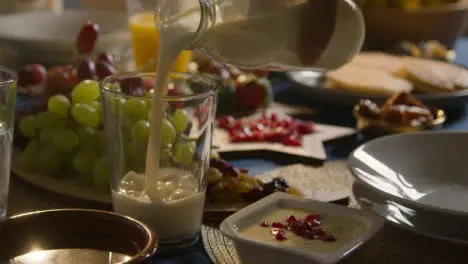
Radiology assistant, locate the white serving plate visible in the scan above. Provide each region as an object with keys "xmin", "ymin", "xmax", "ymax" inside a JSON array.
[
  {"xmin": 220, "ymin": 192, "xmax": 383, "ymax": 264},
  {"xmin": 349, "ymin": 131, "xmax": 468, "ymax": 243},
  {"xmin": 0, "ymin": 10, "xmax": 129, "ymax": 66}
]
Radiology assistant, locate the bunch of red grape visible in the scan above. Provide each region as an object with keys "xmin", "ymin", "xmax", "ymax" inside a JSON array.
[
  {"xmin": 17, "ymin": 21, "xmax": 116, "ymax": 97},
  {"xmin": 16, "ymin": 21, "xmax": 117, "ymax": 189},
  {"xmin": 15, "ymin": 21, "xmax": 202, "ymax": 189}
]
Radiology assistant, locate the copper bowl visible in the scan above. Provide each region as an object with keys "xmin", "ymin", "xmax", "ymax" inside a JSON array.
[
  {"xmin": 363, "ymin": 1, "xmax": 468, "ymax": 50},
  {"xmin": 0, "ymin": 209, "xmax": 158, "ymax": 263}
]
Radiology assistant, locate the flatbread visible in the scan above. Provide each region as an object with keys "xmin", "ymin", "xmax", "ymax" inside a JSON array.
[
  {"xmin": 349, "ymin": 52, "xmax": 407, "ymax": 78},
  {"xmin": 326, "ymin": 64, "xmax": 414, "ymax": 96},
  {"xmin": 403, "ymin": 57, "xmax": 468, "ymax": 92}
]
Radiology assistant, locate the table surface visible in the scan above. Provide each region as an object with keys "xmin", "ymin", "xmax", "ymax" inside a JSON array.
[{"xmin": 7, "ymin": 38, "xmax": 468, "ymax": 264}]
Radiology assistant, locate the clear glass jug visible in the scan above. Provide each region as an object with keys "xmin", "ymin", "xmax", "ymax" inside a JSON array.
[{"xmin": 155, "ymin": 0, "xmax": 365, "ymax": 72}]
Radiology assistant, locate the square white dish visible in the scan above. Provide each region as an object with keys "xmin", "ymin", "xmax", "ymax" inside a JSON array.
[{"xmin": 220, "ymin": 192, "xmax": 383, "ymax": 264}]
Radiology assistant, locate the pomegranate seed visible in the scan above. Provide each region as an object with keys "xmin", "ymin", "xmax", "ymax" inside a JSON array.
[
  {"xmin": 271, "ymin": 222, "xmax": 285, "ymax": 228},
  {"xmin": 282, "ymin": 135, "xmax": 302, "ymax": 147},
  {"xmin": 271, "ymin": 228, "xmax": 284, "ymax": 236},
  {"xmin": 313, "ymin": 228, "xmax": 326, "ymax": 236},
  {"xmin": 305, "ymin": 219, "xmax": 321, "ymax": 228},
  {"xmin": 76, "ymin": 57, "xmax": 96, "ymax": 81},
  {"xmin": 18, "ymin": 64, "xmax": 46, "ymax": 86},
  {"xmin": 294, "ymin": 122, "xmax": 315, "ymax": 135},
  {"xmin": 275, "ymin": 233, "xmax": 287, "ymax": 241},
  {"xmin": 278, "ymin": 120, "xmax": 288, "ymax": 128},
  {"xmin": 250, "ymin": 123, "xmax": 265, "ymax": 132},
  {"xmin": 76, "ymin": 21, "xmax": 99, "ymax": 55},
  {"xmin": 321, "ymin": 234, "xmax": 336, "ymax": 242},
  {"xmin": 216, "ymin": 113, "xmax": 315, "ymax": 147},
  {"xmin": 97, "ymin": 52, "xmax": 114, "ymax": 64},
  {"xmin": 291, "ymin": 221, "xmax": 306, "ymax": 233},
  {"xmin": 286, "ymin": 215, "xmax": 297, "ymax": 223},
  {"xmin": 305, "ymin": 214, "xmax": 322, "ymax": 222},
  {"xmin": 301, "ymin": 230, "xmax": 317, "ymax": 240},
  {"xmin": 270, "ymin": 113, "xmax": 278, "ymax": 121},
  {"xmin": 259, "ymin": 214, "xmax": 335, "ymax": 243},
  {"xmin": 231, "ymin": 132, "xmax": 247, "ymax": 142}
]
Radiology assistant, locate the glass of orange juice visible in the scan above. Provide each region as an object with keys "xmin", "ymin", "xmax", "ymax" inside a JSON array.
[{"xmin": 126, "ymin": 1, "xmax": 192, "ymax": 72}]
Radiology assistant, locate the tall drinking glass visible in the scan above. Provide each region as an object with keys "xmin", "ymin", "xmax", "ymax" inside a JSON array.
[
  {"xmin": 126, "ymin": 0, "xmax": 193, "ymax": 72},
  {"xmin": 0, "ymin": 67, "xmax": 16, "ymax": 218},
  {"xmin": 100, "ymin": 72, "xmax": 218, "ymax": 252}
]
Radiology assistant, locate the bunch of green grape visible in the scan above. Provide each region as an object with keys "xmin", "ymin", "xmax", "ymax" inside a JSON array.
[
  {"xmin": 18, "ymin": 80, "xmax": 109, "ymax": 189},
  {"xmin": 115, "ymin": 92, "xmax": 197, "ymax": 174},
  {"xmin": 18, "ymin": 77, "xmax": 200, "ymax": 190}
]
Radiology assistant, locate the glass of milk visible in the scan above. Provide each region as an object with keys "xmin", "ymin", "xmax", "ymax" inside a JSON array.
[{"xmin": 100, "ymin": 72, "xmax": 218, "ymax": 253}]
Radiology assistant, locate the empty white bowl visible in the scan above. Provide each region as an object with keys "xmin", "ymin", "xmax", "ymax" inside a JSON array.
[
  {"xmin": 0, "ymin": 10, "xmax": 129, "ymax": 66},
  {"xmin": 220, "ymin": 192, "xmax": 383, "ymax": 264},
  {"xmin": 349, "ymin": 131, "xmax": 468, "ymax": 243}
]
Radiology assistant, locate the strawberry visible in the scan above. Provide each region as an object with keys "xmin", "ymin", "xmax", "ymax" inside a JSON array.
[
  {"xmin": 217, "ymin": 80, "xmax": 236, "ymax": 115},
  {"xmin": 236, "ymin": 76, "xmax": 272, "ymax": 112}
]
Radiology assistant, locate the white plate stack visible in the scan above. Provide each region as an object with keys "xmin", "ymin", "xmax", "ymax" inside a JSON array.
[{"xmin": 348, "ymin": 131, "xmax": 468, "ymax": 244}]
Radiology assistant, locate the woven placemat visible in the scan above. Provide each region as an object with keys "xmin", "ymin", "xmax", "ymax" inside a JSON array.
[{"xmin": 201, "ymin": 161, "xmax": 468, "ymax": 264}]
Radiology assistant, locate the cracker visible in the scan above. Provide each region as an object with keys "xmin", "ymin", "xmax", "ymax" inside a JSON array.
[
  {"xmin": 403, "ymin": 57, "xmax": 468, "ymax": 92},
  {"xmin": 326, "ymin": 64, "xmax": 414, "ymax": 96},
  {"xmin": 349, "ymin": 52, "xmax": 407, "ymax": 78}
]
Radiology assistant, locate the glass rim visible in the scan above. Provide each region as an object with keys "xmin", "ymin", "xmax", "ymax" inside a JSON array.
[
  {"xmin": 99, "ymin": 71, "xmax": 219, "ymax": 101},
  {"xmin": 0, "ymin": 66, "xmax": 17, "ymax": 87}
]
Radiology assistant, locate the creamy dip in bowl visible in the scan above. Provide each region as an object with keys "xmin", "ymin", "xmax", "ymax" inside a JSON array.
[{"xmin": 220, "ymin": 192, "xmax": 383, "ymax": 264}]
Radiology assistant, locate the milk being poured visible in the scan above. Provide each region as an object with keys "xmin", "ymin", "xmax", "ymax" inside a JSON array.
[
  {"xmin": 113, "ymin": 0, "xmax": 364, "ymax": 239},
  {"xmin": 146, "ymin": 0, "xmax": 364, "ymax": 185}
]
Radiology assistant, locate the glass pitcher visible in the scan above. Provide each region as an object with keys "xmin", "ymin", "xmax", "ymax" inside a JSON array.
[{"xmin": 155, "ymin": 0, "xmax": 365, "ymax": 72}]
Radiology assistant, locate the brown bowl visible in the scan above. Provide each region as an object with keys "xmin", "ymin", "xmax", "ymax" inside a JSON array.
[
  {"xmin": 363, "ymin": 1, "xmax": 468, "ymax": 50},
  {"xmin": 0, "ymin": 209, "xmax": 158, "ymax": 263}
]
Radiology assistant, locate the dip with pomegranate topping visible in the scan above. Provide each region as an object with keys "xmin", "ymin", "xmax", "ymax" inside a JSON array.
[{"xmin": 239, "ymin": 208, "xmax": 366, "ymax": 253}]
